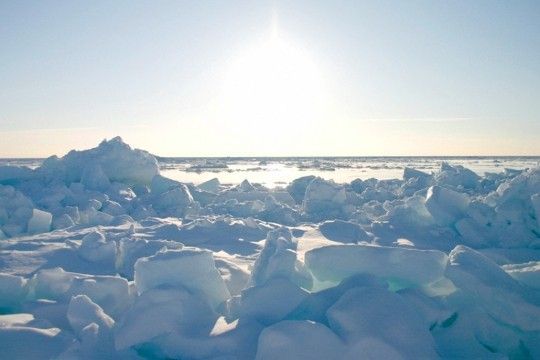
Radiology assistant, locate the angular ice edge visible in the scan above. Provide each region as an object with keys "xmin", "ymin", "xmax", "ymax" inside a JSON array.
[
  {"xmin": 425, "ymin": 185, "xmax": 470, "ymax": 226},
  {"xmin": 27, "ymin": 209, "xmax": 52, "ymax": 235},
  {"xmin": 198, "ymin": 177, "xmax": 220, "ymax": 193},
  {"xmin": 503, "ymin": 261, "xmax": 540, "ymax": 289},
  {"xmin": 255, "ymin": 320, "xmax": 345, "ymax": 360},
  {"xmin": 134, "ymin": 247, "xmax": 231, "ymax": 310},
  {"xmin": 305, "ymin": 244, "xmax": 448, "ymax": 288}
]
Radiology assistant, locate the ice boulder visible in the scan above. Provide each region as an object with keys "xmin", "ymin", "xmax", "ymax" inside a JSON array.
[
  {"xmin": 65, "ymin": 275, "xmax": 131, "ymax": 318},
  {"xmin": 67, "ymin": 295, "xmax": 114, "ymax": 336},
  {"xmin": 134, "ymin": 247, "xmax": 231, "ymax": 309},
  {"xmin": 435, "ymin": 162, "xmax": 480, "ymax": 190},
  {"xmin": 27, "ymin": 209, "xmax": 52, "ymax": 235},
  {"xmin": 446, "ymin": 245, "xmax": 540, "ymax": 332},
  {"xmin": 327, "ymin": 287, "xmax": 438, "ymax": 358},
  {"xmin": 255, "ymin": 320, "xmax": 345, "ymax": 360},
  {"xmin": 425, "ymin": 185, "xmax": 470, "ymax": 226},
  {"xmin": 115, "ymin": 287, "xmax": 217, "ymax": 351},
  {"xmin": 305, "ymin": 244, "xmax": 448, "ymax": 289},
  {"xmin": 81, "ymin": 163, "xmax": 111, "ymax": 191},
  {"xmin": 198, "ymin": 177, "xmax": 220, "ymax": 193},
  {"xmin": 116, "ymin": 238, "xmax": 183, "ymax": 278},
  {"xmin": 319, "ymin": 219, "xmax": 371, "ymax": 243},
  {"xmin": 0, "ymin": 165, "xmax": 34, "ymax": 184},
  {"xmin": 249, "ymin": 228, "xmax": 298, "ymax": 286},
  {"xmin": 150, "ymin": 174, "xmax": 183, "ymax": 195},
  {"xmin": 39, "ymin": 136, "xmax": 159, "ymax": 185},
  {"xmin": 303, "ymin": 177, "xmax": 348, "ymax": 220},
  {"xmin": 52, "ymin": 213, "xmax": 75, "ymax": 230},
  {"xmin": 0, "ymin": 273, "xmax": 28, "ymax": 311},
  {"xmin": 403, "ymin": 167, "xmax": 432, "ymax": 182},
  {"xmin": 153, "ymin": 183, "xmax": 194, "ymax": 216},
  {"xmin": 78, "ymin": 231, "xmax": 117, "ymax": 263},
  {"xmin": 238, "ymin": 278, "xmax": 308, "ymax": 325},
  {"xmin": 286, "ymin": 175, "xmax": 316, "ymax": 204}
]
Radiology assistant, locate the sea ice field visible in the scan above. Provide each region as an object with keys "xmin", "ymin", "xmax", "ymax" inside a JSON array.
[{"xmin": 0, "ymin": 137, "xmax": 539, "ymax": 359}]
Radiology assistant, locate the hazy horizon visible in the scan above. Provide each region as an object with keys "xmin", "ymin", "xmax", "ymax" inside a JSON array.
[{"xmin": 2, "ymin": 1, "xmax": 539, "ymax": 157}]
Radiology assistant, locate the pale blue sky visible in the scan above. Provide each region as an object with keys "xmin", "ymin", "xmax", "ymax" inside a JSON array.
[{"xmin": 1, "ymin": 1, "xmax": 539, "ymax": 157}]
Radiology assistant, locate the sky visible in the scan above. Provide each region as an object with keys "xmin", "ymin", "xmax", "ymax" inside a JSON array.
[{"xmin": 1, "ymin": 0, "xmax": 539, "ymax": 157}]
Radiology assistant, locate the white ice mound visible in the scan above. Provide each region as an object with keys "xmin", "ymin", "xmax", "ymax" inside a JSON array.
[
  {"xmin": 327, "ymin": 287, "xmax": 438, "ymax": 358},
  {"xmin": 39, "ymin": 136, "xmax": 159, "ymax": 185},
  {"xmin": 303, "ymin": 177, "xmax": 348, "ymax": 220},
  {"xmin": 78, "ymin": 231, "xmax": 117, "ymax": 263},
  {"xmin": 134, "ymin": 247, "xmax": 231, "ymax": 309},
  {"xmin": 319, "ymin": 219, "xmax": 371, "ymax": 243},
  {"xmin": 67, "ymin": 294, "xmax": 114, "ymax": 336},
  {"xmin": 255, "ymin": 320, "xmax": 345, "ymax": 360},
  {"xmin": 27, "ymin": 209, "xmax": 52, "ymax": 235},
  {"xmin": 249, "ymin": 228, "xmax": 298, "ymax": 286},
  {"xmin": 305, "ymin": 244, "xmax": 448, "ymax": 288},
  {"xmin": 425, "ymin": 185, "xmax": 469, "ymax": 226},
  {"xmin": 115, "ymin": 287, "xmax": 216, "ymax": 350}
]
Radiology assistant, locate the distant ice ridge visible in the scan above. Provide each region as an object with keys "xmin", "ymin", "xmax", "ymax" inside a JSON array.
[{"xmin": 0, "ymin": 137, "xmax": 539, "ymax": 359}]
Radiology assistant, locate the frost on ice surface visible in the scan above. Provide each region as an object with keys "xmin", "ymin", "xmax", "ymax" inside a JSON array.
[{"xmin": 0, "ymin": 137, "xmax": 539, "ymax": 359}]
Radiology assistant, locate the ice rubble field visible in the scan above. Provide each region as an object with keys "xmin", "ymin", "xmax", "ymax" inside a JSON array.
[{"xmin": 0, "ymin": 137, "xmax": 539, "ymax": 359}]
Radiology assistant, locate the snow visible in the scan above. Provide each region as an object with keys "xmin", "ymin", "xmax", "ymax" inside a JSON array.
[{"xmin": 0, "ymin": 137, "xmax": 539, "ymax": 359}]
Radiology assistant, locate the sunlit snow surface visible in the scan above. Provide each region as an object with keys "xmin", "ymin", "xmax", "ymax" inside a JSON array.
[{"xmin": 0, "ymin": 139, "xmax": 539, "ymax": 359}]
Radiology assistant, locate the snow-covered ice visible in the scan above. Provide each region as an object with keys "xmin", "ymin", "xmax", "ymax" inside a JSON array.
[{"xmin": 0, "ymin": 137, "xmax": 539, "ymax": 359}]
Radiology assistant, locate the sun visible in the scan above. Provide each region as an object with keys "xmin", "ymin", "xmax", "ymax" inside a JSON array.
[{"xmin": 217, "ymin": 24, "xmax": 326, "ymax": 137}]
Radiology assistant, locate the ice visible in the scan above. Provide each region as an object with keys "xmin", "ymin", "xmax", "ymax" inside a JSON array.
[
  {"xmin": 445, "ymin": 245, "xmax": 540, "ymax": 333},
  {"xmin": 237, "ymin": 278, "xmax": 308, "ymax": 325},
  {"xmin": 503, "ymin": 261, "xmax": 540, "ymax": 289},
  {"xmin": 303, "ymin": 177, "xmax": 348, "ymax": 220},
  {"xmin": 0, "ymin": 138, "xmax": 539, "ymax": 359},
  {"xmin": 327, "ymin": 287, "xmax": 439, "ymax": 358},
  {"xmin": 78, "ymin": 231, "xmax": 117, "ymax": 263},
  {"xmin": 67, "ymin": 295, "xmax": 114, "ymax": 336},
  {"xmin": 425, "ymin": 185, "xmax": 470, "ymax": 226},
  {"xmin": 81, "ymin": 163, "xmax": 111, "ymax": 191},
  {"xmin": 52, "ymin": 213, "xmax": 75, "ymax": 230},
  {"xmin": 319, "ymin": 219, "xmax": 371, "ymax": 243},
  {"xmin": 116, "ymin": 238, "xmax": 184, "ymax": 278},
  {"xmin": 198, "ymin": 177, "xmax": 221, "ymax": 193},
  {"xmin": 134, "ymin": 247, "xmax": 231, "ymax": 309},
  {"xmin": 0, "ymin": 274, "xmax": 28, "ymax": 312},
  {"xmin": 249, "ymin": 228, "xmax": 298, "ymax": 286},
  {"xmin": 435, "ymin": 162, "xmax": 480, "ymax": 190},
  {"xmin": 305, "ymin": 244, "xmax": 448, "ymax": 289},
  {"xmin": 152, "ymin": 183, "xmax": 194, "ymax": 216},
  {"xmin": 114, "ymin": 287, "xmax": 217, "ymax": 351},
  {"xmin": 39, "ymin": 136, "xmax": 159, "ymax": 185},
  {"xmin": 0, "ymin": 324, "xmax": 73, "ymax": 360},
  {"xmin": 255, "ymin": 320, "xmax": 345, "ymax": 360},
  {"xmin": 286, "ymin": 175, "xmax": 316, "ymax": 204}
]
